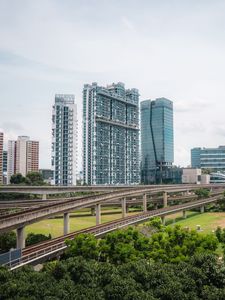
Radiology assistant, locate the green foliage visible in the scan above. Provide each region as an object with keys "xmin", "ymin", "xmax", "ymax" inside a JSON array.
[
  {"xmin": 26, "ymin": 233, "xmax": 51, "ymax": 247},
  {"xmin": 0, "ymin": 232, "xmax": 16, "ymax": 253},
  {"xmin": 194, "ymin": 188, "xmax": 210, "ymax": 199},
  {"xmin": 10, "ymin": 172, "xmax": 45, "ymax": 186},
  {"xmin": 66, "ymin": 226, "xmax": 219, "ymax": 265},
  {"xmin": 1, "ymin": 254, "xmax": 225, "ymax": 299},
  {"xmin": 25, "ymin": 172, "xmax": 45, "ymax": 186},
  {"xmin": 146, "ymin": 217, "xmax": 163, "ymax": 229},
  {"xmin": 0, "ymin": 232, "xmax": 51, "ymax": 253},
  {"xmin": 65, "ymin": 233, "xmax": 99, "ymax": 260},
  {"xmin": 10, "ymin": 173, "xmax": 26, "ymax": 185}
]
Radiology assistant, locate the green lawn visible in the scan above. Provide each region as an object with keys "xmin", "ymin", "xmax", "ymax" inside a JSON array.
[
  {"xmin": 166, "ymin": 211, "xmax": 225, "ymax": 233},
  {"xmin": 25, "ymin": 208, "xmax": 140, "ymax": 238}
]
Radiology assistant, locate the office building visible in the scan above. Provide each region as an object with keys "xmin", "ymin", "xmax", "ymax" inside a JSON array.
[
  {"xmin": 7, "ymin": 136, "xmax": 39, "ymax": 183},
  {"xmin": 83, "ymin": 82, "xmax": 139, "ymax": 185},
  {"xmin": 191, "ymin": 146, "xmax": 225, "ymax": 171},
  {"xmin": 51, "ymin": 94, "xmax": 77, "ymax": 186},
  {"xmin": 141, "ymin": 98, "xmax": 174, "ymax": 184},
  {"xmin": 0, "ymin": 132, "xmax": 3, "ymax": 184},
  {"xmin": 191, "ymin": 148, "xmax": 201, "ymax": 168}
]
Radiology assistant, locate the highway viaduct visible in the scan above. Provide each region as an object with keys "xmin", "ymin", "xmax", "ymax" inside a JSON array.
[{"xmin": 0, "ymin": 184, "xmax": 224, "ymax": 250}]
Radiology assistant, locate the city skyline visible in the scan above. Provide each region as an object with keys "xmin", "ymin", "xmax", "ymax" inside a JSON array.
[{"xmin": 1, "ymin": 1, "xmax": 225, "ymax": 170}]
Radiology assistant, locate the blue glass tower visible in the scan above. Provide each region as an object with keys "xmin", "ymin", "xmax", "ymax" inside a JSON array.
[{"xmin": 141, "ymin": 98, "xmax": 174, "ymax": 184}]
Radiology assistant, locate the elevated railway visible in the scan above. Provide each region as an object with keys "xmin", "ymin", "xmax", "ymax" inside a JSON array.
[{"xmin": 6, "ymin": 193, "xmax": 224, "ymax": 270}]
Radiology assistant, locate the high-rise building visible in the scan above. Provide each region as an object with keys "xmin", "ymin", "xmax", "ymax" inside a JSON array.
[
  {"xmin": 7, "ymin": 140, "xmax": 17, "ymax": 183},
  {"xmin": 16, "ymin": 136, "xmax": 30, "ymax": 176},
  {"xmin": 191, "ymin": 146, "xmax": 225, "ymax": 171},
  {"xmin": 141, "ymin": 98, "xmax": 174, "ymax": 184},
  {"xmin": 0, "ymin": 132, "xmax": 3, "ymax": 185},
  {"xmin": 51, "ymin": 94, "xmax": 77, "ymax": 186},
  {"xmin": 27, "ymin": 140, "xmax": 39, "ymax": 173},
  {"xmin": 3, "ymin": 150, "xmax": 7, "ymax": 184},
  {"xmin": 83, "ymin": 82, "xmax": 139, "ymax": 185},
  {"xmin": 7, "ymin": 137, "xmax": 39, "ymax": 183}
]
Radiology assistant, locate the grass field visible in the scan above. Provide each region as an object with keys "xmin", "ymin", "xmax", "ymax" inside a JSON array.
[
  {"xmin": 25, "ymin": 208, "xmax": 141, "ymax": 238},
  {"xmin": 166, "ymin": 211, "xmax": 225, "ymax": 233}
]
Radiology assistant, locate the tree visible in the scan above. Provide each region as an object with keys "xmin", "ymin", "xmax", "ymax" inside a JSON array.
[
  {"xmin": 0, "ymin": 232, "xmax": 16, "ymax": 253},
  {"xmin": 26, "ymin": 233, "xmax": 51, "ymax": 246},
  {"xmin": 25, "ymin": 172, "xmax": 45, "ymax": 186},
  {"xmin": 194, "ymin": 188, "xmax": 210, "ymax": 199},
  {"xmin": 10, "ymin": 173, "xmax": 26, "ymax": 185}
]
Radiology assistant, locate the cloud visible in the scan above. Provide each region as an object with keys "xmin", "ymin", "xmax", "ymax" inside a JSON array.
[{"xmin": 121, "ymin": 16, "xmax": 135, "ymax": 31}]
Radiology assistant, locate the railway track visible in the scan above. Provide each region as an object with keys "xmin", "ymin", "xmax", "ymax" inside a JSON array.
[{"xmin": 5, "ymin": 192, "xmax": 224, "ymax": 270}]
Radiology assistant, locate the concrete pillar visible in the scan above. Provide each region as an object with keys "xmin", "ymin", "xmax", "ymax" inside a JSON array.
[
  {"xmin": 96, "ymin": 203, "xmax": 101, "ymax": 225},
  {"xmin": 200, "ymin": 206, "xmax": 205, "ymax": 214},
  {"xmin": 163, "ymin": 192, "xmax": 168, "ymax": 208},
  {"xmin": 183, "ymin": 210, "xmax": 187, "ymax": 219},
  {"xmin": 16, "ymin": 226, "xmax": 25, "ymax": 249},
  {"xmin": 143, "ymin": 193, "xmax": 147, "ymax": 213},
  {"xmin": 63, "ymin": 212, "xmax": 70, "ymax": 235},
  {"xmin": 42, "ymin": 194, "xmax": 47, "ymax": 200},
  {"xmin": 121, "ymin": 198, "xmax": 126, "ymax": 218},
  {"xmin": 161, "ymin": 216, "xmax": 166, "ymax": 226}
]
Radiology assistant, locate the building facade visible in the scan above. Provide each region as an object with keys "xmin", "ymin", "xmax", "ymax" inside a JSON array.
[
  {"xmin": 83, "ymin": 82, "xmax": 140, "ymax": 185},
  {"xmin": 7, "ymin": 137, "xmax": 39, "ymax": 183},
  {"xmin": 3, "ymin": 150, "xmax": 7, "ymax": 184},
  {"xmin": 141, "ymin": 98, "xmax": 174, "ymax": 184},
  {"xmin": 51, "ymin": 94, "xmax": 77, "ymax": 186},
  {"xmin": 191, "ymin": 147, "xmax": 201, "ymax": 168},
  {"xmin": 191, "ymin": 146, "xmax": 225, "ymax": 171},
  {"xmin": 7, "ymin": 140, "xmax": 17, "ymax": 183},
  {"xmin": 0, "ymin": 132, "xmax": 3, "ymax": 184}
]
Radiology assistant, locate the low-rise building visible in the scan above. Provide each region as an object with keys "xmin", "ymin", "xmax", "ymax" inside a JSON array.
[{"xmin": 182, "ymin": 168, "xmax": 201, "ymax": 184}]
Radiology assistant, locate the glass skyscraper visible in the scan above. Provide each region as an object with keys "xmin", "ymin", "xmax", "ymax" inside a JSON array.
[
  {"xmin": 141, "ymin": 98, "xmax": 174, "ymax": 184},
  {"xmin": 191, "ymin": 147, "xmax": 201, "ymax": 168},
  {"xmin": 83, "ymin": 82, "xmax": 140, "ymax": 185},
  {"xmin": 51, "ymin": 94, "xmax": 77, "ymax": 186}
]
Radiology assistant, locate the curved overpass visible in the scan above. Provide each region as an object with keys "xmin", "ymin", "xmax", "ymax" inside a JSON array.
[
  {"xmin": 0, "ymin": 184, "xmax": 224, "ymax": 234},
  {"xmin": 6, "ymin": 193, "xmax": 224, "ymax": 270}
]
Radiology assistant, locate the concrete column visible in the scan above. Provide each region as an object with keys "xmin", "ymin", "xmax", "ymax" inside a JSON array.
[
  {"xmin": 42, "ymin": 194, "xmax": 47, "ymax": 200},
  {"xmin": 183, "ymin": 210, "xmax": 187, "ymax": 219},
  {"xmin": 96, "ymin": 203, "xmax": 101, "ymax": 225},
  {"xmin": 121, "ymin": 198, "xmax": 126, "ymax": 218},
  {"xmin": 163, "ymin": 192, "xmax": 168, "ymax": 208},
  {"xmin": 16, "ymin": 226, "xmax": 25, "ymax": 249},
  {"xmin": 200, "ymin": 206, "xmax": 205, "ymax": 214},
  {"xmin": 161, "ymin": 216, "xmax": 166, "ymax": 226},
  {"xmin": 63, "ymin": 212, "xmax": 70, "ymax": 235},
  {"xmin": 143, "ymin": 193, "xmax": 147, "ymax": 213}
]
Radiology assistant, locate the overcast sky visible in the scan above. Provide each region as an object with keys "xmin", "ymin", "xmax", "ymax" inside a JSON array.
[{"xmin": 0, "ymin": 0, "xmax": 225, "ymax": 170}]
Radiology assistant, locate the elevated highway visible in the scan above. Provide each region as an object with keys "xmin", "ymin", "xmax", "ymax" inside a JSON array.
[{"xmin": 5, "ymin": 192, "xmax": 224, "ymax": 270}]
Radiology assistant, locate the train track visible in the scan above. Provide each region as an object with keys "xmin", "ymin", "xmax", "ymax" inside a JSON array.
[
  {"xmin": 0, "ymin": 185, "xmax": 224, "ymax": 233},
  {"xmin": 6, "ymin": 192, "xmax": 224, "ymax": 270}
]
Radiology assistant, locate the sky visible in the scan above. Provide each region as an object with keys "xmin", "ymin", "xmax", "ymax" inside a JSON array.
[{"xmin": 1, "ymin": 0, "xmax": 225, "ymax": 170}]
